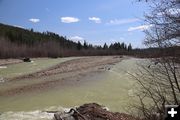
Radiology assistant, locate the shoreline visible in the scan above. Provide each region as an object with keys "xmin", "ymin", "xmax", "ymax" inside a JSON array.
[{"xmin": 0, "ymin": 56, "xmax": 123, "ymax": 96}]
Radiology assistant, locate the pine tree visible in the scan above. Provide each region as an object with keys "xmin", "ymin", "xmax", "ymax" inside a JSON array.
[
  {"xmin": 77, "ymin": 41, "xmax": 82, "ymax": 50},
  {"xmin": 83, "ymin": 41, "xmax": 88, "ymax": 49},
  {"xmin": 103, "ymin": 43, "xmax": 108, "ymax": 49},
  {"xmin": 127, "ymin": 43, "xmax": 132, "ymax": 51}
]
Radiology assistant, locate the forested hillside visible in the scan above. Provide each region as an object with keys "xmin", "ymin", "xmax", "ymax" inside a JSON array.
[{"xmin": 0, "ymin": 23, "xmax": 132, "ymax": 58}]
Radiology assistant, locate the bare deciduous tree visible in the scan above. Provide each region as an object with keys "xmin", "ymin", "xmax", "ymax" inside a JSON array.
[{"xmin": 132, "ymin": 0, "xmax": 180, "ymax": 119}]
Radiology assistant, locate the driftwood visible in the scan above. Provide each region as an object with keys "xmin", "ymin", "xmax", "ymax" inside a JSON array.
[
  {"xmin": 43, "ymin": 111, "xmax": 59, "ymax": 113},
  {"xmin": 53, "ymin": 109, "xmax": 87, "ymax": 120},
  {"xmin": 46, "ymin": 103, "xmax": 140, "ymax": 120},
  {"xmin": 68, "ymin": 109, "xmax": 87, "ymax": 120}
]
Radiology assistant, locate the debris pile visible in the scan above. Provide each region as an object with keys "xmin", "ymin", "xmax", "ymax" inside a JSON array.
[{"xmin": 53, "ymin": 103, "xmax": 139, "ymax": 120}]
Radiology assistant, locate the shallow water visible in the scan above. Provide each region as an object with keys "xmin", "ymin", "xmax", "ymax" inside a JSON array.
[
  {"xmin": 0, "ymin": 58, "xmax": 144, "ymax": 120},
  {"xmin": 0, "ymin": 57, "xmax": 78, "ymax": 78}
]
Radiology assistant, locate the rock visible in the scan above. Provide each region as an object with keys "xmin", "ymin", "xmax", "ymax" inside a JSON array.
[
  {"xmin": 23, "ymin": 57, "xmax": 31, "ymax": 62},
  {"xmin": 54, "ymin": 111, "xmax": 75, "ymax": 120}
]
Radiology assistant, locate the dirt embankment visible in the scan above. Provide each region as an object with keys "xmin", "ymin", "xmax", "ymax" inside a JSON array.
[
  {"xmin": 12, "ymin": 56, "xmax": 122, "ymax": 79},
  {"xmin": 0, "ymin": 56, "xmax": 123, "ymax": 96}
]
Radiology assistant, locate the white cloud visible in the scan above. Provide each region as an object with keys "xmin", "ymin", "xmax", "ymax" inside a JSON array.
[
  {"xmin": 13, "ymin": 25, "xmax": 25, "ymax": 29},
  {"xmin": 61, "ymin": 17, "xmax": 80, "ymax": 23},
  {"xmin": 107, "ymin": 18, "xmax": 140, "ymax": 25},
  {"xmin": 69, "ymin": 36, "xmax": 84, "ymax": 43},
  {"xmin": 128, "ymin": 25, "xmax": 152, "ymax": 32},
  {"xmin": 29, "ymin": 18, "xmax": 40, "ymax": 23},
  {"xmin": 89, "ymin": 17, "xmax": 101, "ymax": 23}
]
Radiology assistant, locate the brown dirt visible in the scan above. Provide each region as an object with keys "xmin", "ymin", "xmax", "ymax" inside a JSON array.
[
  {"xmin": 0, "ymin": 59, "xmax": 22, "ymax": 66},
  {"xmin": 0, "ymin": 56, "xmax": 123, "ymax": 96},
  {"xmin": 55, "ymin": 103, "xmax": 140, "ymax": 120},
  {"xmin": 12, "ymin": 56, "xmax": 122, "ymax": 79}
]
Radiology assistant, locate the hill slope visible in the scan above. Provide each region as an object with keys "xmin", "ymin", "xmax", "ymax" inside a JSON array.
[{"xmin": 0, "ymin": 23, "xmax": 134, "ymax": 58}]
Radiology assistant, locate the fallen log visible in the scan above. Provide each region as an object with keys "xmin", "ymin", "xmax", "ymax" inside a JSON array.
[{"xmin": 43, "ymin": 111, "xmax": 59, "ymax": 113}]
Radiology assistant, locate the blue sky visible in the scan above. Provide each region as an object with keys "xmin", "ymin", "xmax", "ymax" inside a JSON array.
[{"xmin": 0, "ymin": 0, "xmax": 149, "ymax": 48}]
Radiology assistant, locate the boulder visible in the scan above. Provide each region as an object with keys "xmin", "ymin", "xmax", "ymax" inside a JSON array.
[
  {"xmin": 54, "ymin": 111, "xmax": 75, "ymax": 120},
  {"xmin": 23, "ymin": 57, "xmax": 31, "ymax": 62}
]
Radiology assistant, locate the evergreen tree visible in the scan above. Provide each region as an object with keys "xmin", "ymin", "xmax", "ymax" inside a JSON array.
[
  {"xmin": 77, "ymin": 41, "xmax": 82, "ymax": 50},
  {"xmin": 120, "ymin": 42, "xmax": 125, "ymax": 50},
  {"xmin": 127, "ymin": 43, "xmax": 132, "ymax": 51},
  {"xmin": 83, "ymin": 40, "xmax": 88, "ymax": 49},
  {"xmin": 103, "ymin": 43, "xmax": 108, "ymax": 49}
]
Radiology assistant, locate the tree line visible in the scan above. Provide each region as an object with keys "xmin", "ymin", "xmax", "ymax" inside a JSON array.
[
  {"xmin": 0, "ymin": 23, "xmax": 178, "ymax": 59},
  {"xmin": 0, "ymin": 23, "xmax": 133, "ymax": 58}
]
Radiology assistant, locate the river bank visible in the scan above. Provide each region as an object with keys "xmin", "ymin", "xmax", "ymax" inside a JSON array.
[{"xmin": 0, "ymin": 56, "xmax": 144, "ymax": 119}]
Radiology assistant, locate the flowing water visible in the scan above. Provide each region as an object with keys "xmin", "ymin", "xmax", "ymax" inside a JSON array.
[{"xmin": 0, "ymin": 58, "xmax": 144, "ymax": 120}]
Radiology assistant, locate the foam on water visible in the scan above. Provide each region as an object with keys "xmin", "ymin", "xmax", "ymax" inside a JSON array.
[
  {"xmin": 0, "ymin": 106, "xmax": 110, "ymax": 120},
  {"xmin": 0, "ymin": 66, "xmax": 7, "ymax": 69},
  {"xmin": 0, "ymin": 111, "xmax": 54, "ymax": 120},
  {"xmin": 0, "ymin": 106, "xmax": 69, "ymax": 120},
  {"xmin": 0, "ymin": 77, "xmax": 5, "ymax": 83}
]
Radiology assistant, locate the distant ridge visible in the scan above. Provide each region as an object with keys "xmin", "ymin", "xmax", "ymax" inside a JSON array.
[{"xmin": 0, "ymin": 23, "xmax": 78, "ymax": 49}]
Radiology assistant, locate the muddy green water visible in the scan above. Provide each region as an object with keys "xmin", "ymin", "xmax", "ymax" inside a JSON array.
[
  {"xmin": 0, "ymin": 57, "xmax": 79, "ymax": 78},
  {"xmin": 0, "ymin": 58, "xmax": 144, "ymax": 120}
]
